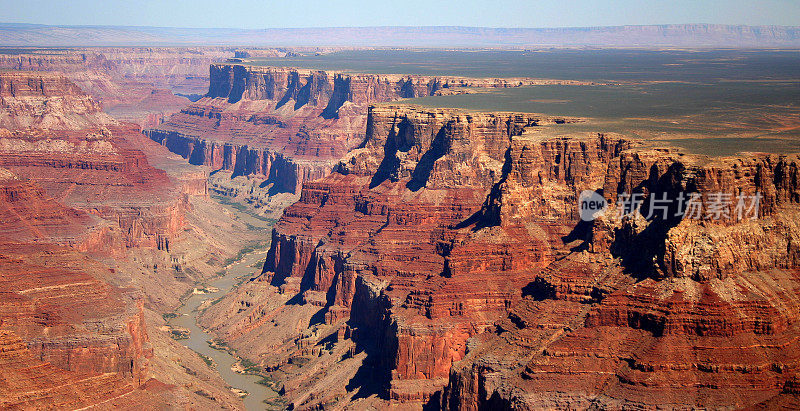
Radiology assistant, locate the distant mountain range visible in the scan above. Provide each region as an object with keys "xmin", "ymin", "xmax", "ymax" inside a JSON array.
[{"xmin": 1, "ymin": 23, "xmax": 799, "ymax": 48}]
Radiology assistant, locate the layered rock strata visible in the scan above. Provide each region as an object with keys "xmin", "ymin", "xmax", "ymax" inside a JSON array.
[
  {"xmin": 147, "ymin": 64, "xmax": 592, "ymax": 198},
  {"xmin": 0, "ymin": 71, "xmax": 190, "ymax": 250},
  {"xmin": 0, "ymin": 71, "xmax": 112, "ymax": 129},
  {"xmin": 199, "ymin": 105, "xmax": 579, "ymax": 408},
  {"xmin": 0, "ymin": 47, "xmax": 233, "ymax": 125},
  {"xmin": 0, "ymin": 72, "xmax": 245, "ymax": 409},
  {"xmin": 0, "ymin": 166, "xmax": 155, "ymax": 408},
  {"xmin": 0, "ymin": 47, "xmax": 231, "ymax": 97},
  {"xmin": 441, "ymin": 146, "xmax": 800, "ymax": 409},
  {"xmin": 204, "ymin": 103, "xmax": 800, "ymax": 409}
]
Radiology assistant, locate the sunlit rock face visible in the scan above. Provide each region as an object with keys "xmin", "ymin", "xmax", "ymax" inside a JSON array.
[
  {"xmin": 147, "ymin": 63, "xmax": 564, "ymax": 196},
  {"xmin": 0, "ymin": 48, "xmax": 229, "ymax": 126},
  {"xmin": 204, "ymin": 101, "xmax": 800, "ymax": 409},
  {"xmin": 0, "ymin": 71, "xmax": 229, "ymax": 409}
]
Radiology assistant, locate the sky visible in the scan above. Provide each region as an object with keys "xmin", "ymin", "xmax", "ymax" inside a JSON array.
[{"xmin": 0, "ymin": 0, "xmax": 798, "ymax": 29}]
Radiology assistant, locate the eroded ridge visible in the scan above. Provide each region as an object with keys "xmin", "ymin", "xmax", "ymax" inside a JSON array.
[
  {"xmin": 202, "ymin": 102, "xmax": 800, "ymax": 409},
  {"xmin": 146, "ymin": 64, "xmax": 591, "ymax": 197},
  {"xmin": 0, "ymin": 71, "xmax": 245, "ymax": 409}
]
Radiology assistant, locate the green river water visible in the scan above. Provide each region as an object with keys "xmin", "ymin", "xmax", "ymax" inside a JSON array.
[{"xmin": 169, "ymin": 250, "xmax": 276, "ymax": 410}]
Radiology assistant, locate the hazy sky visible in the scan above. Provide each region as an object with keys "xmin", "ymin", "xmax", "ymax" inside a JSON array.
[{"xmin": 1, "ymin": 0, "xmax": 798, "ymax": 28}]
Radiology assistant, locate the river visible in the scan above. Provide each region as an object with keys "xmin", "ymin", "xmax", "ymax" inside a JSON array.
[{"xmin": 169, "ymin": 250, "xmax": 276, "ymax": 410}]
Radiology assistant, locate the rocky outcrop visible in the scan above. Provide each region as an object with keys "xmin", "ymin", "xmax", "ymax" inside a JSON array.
[
  {"xmin": 0, "ymin": 47, "xmax": 233, "ymax": 125},
  {"xmin": 0, "ymin": 72, "xmax": 240, "ymax": 409},
  {"xmin": 0, "ymin": 242, "xmax": 152, "ymax": 375},
  {"xmin": 201, "ymin": 101, "xmax": 800, "ymax": 409},
  {"xmin": 439, "ymin": 146, "xmax": 800, "ymax": 409},
  {"xmin": 147, "ymin": 129, "xmax": 335, "ymax": 194},
  {"xmin": 0, "ymin": 73, "xmax": 189, "ymax": 250},
  {"xmin": 0, "ymin": 75, "xmax": 155, "ymax": 405},
  {"xmin": 147, "ymin": 64, "xmax": 593, "ymax": 197},
  {"xmin": 204, "ymin": 64, "xmax": 579, "ymax": 106},
  {"xmin": 0, "ymin": 71, "xmax": 88, "ymax": 96},
  {"xmin": 0, "ymin": 193, "xmax": 154, "ymax": 407},
  {"xmin": 0, "ymin": 169, "xmax": 102, "ymax": 245},
  {"xmin": 0, "ymin": 47, "xmax": 231, "ymax": 96},
  {"xmin": 199, "ymin": 105, "xmax": 580, "ymax": 408},
  {"xmin": 0, "ymin": 71, "xmax": 114, "ymax": 130},
  {"xmin": 0, "ymin": 125, "xmax": 185, "ymax": 250},
  {"xmin": 0, "ymin": 328, "xmax": 148, "ymax": 409}
]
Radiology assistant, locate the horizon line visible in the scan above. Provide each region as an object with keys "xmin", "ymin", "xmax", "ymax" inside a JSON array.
[{"xmin": 1, "ymin": 22, "xmax": 799, "ymax": 31}]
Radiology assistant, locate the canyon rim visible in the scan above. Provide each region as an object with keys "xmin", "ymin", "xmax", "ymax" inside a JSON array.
[{"xmin": 2, "ymin": 2, "xmax": 800, "ymax": 410}]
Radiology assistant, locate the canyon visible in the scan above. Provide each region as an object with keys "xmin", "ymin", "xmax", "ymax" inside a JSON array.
[
  {"xmin": 0, "ymin": 47, "xmax": 232, "ymax": 126},
  {"xmin": 2, "ymin": 40, "xmax": 800, "ymax": 411},
  {"xmin": 0, "ymin": 69, "xmax": 262, "ymax": 409},
  {"xmin": 190, "ymin": 66, "xmax": 800, "ymax": 409},
  {"xmin": 145, "ymin": 63, "xmax": 593, "ymax": 215}
]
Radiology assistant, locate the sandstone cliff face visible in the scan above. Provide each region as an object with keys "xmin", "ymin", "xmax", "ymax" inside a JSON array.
[
  {"xmin": 204, "ymin": 64, "xmax": 583, "ymax": 106},
  {"xmin": 204, "ymin": 64, "xmax": 545, "ymax": 106},
  {"xmin": 0, "ymin": 328, "xmax": 147, "ymax": 409},
  {"xmin": 0, "ymin": 73, "xmax": 188, "ymax": 250},
  {"xmin": 439, "ymin": 146, "xmax": 800, "ymax": 409},
  {"xmin": 0, "ymin": 71, "xmax": 114, "ymax": 130},
  {"xmin": 0, "ymin": 75, "xmax": 159, "ymax": 409},
  {"xmin": 202, "ymin": 101, "xmax": 800, "ymax": 409},
  {"xmin": 0, "ymin": 47, "xmax": 230, "ymax": 97},
  {"xmin": 0, "ymin": 183, "xmax": 154, "ymax": 408},
  {"xmin": 149, "ymin": 64, "xmax": 448, "ymax": 197},
  {"xmin": 0, "ymin": 47, "xmax": 231, "ymax": 125},
  {"xmin": 0, "ymin": 170, "xmax": 102, "ymax": 245},
  {"xmin": 199, "ymin": 105, "xmax": 580, "ymax": 408},
  {"xmin": 147, "ymin": 64, "xmax": 585, "ymax": 198},
  {"xmin": 0, "ymin": 126, "xmax": 184, "ymax": 250},
  {"xmin": 0, "ymin": 72, "xmax": 236, "ymax": 409}
]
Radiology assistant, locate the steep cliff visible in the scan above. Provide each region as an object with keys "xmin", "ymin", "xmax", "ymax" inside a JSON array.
[
  {"xmin": 147, "ymin": 64, "xmax": 588, "ymax": 199},
  {"xmin": 198, "ymin": 105, "xmax": 580, "ymax": 408},
  {"xmin": 0, "ymin": 47, "xmax": 231, "ymax": 96},
  {"xmin": 203, "ymin": 64, "xmax": 574, "ymax": 105},
  {"xmin": 0, "ymin": 71, "xmax": 114, "ymax": 129},
  {"xmin": 0, "ymin": 72, "xmax": 187, "ymax": 250},
  {"xmin": 0, "ymin": 327, "xmax": 148, "ymax": 409},
  {"xmin": 0, "ymin": 47, "xmax": 232, "ymax": 125},
  {"xmin": 440, "ymin": 145, "xmax": 800, "ymax": 409},
  {"xmin": 202, "ymin": 103, "xmax": 800, "ymax": 409},
  {"xmin": 0, "ymin": 169, "xmax": 154, "ymax": 407},
  {"xmin": 0, "ymin": 128, "xmax": 184, "ymax": 252},
  {"xmin": 0, "ymin": 72, "xmax": 248, "ymax": 409}
]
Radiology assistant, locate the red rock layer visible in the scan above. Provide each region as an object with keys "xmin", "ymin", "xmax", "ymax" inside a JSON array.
[
  {"xmin": 0, "ymin": 71, "xmax": 88, "ymax": 97},
  {"xmin": 0, "ymin": 156, "xmax": 153, "ymax": 404},
  {"xmin": 0, "ymin": 71, "xmax": 113, "ymax": 130},
  {"xmin": 0, "ymin": 127, "xmax": 185, "ymax": 250},
  {"xmin": 0, "ymin": 196, "xmax": 154, "ymax": 407},
  {"xmin": 0, "ymin": 72, "xmax": 188, "ymax": 250},
  {"xmin": 0, "ymin": 47, "xmax": 232, "ymax": 125},
  {"xmin": 146, "ymin": 64, "xmax": 588, "ymax": 195},
  {"xmin": 0, "ymin": 72, "xmax": 200, "ymax": 408},
  {"xmin": 214, "ymin": 101, "xmax": 800, "ymax": 408},
  {"xmin": 0, "ymin": 171, "xmax": 102, "ymax": 245},
  {"xmin": 0, "ymin": 328, "xmax": 146, "ymax": 409},
  {"xmin": 0, "ymin": 72, "xmax": 184, "ymax": 247},
  {"xmin": 204, "ymin": 64, "xmax": 591, "ymax": 104},
  {"xmin": 439, "ymin": 144, "xmax": 800, "ymax": 408},
  {"xmin": 244, "ymin": 105, "xmax": 580, "ymax": 404},
  {"xmin": 0, "ymin": 47, "xmax": 230, "ymax": 99}
]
